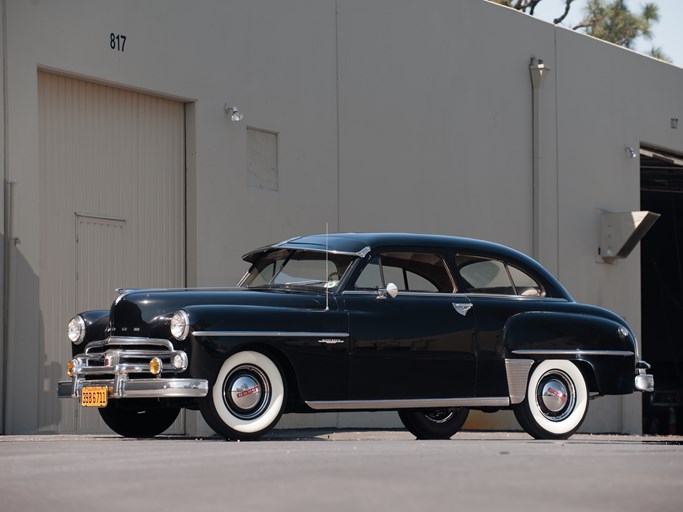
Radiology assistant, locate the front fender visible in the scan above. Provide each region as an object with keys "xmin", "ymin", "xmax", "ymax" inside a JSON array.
[
  {"xmin": 184, "ymin": 303, "xmax": 350, "ymax": 404},
  {"xmin": 183, "ymin": 303, "xmax": 347, "ymax": 342},
  {"xmin": 72, "ymin": 310, "xmax": 110, "ymax": 357}
]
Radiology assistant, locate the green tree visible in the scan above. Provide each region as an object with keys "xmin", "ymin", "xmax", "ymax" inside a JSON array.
[
  {"xmin": 488, "ymin": 0, "xmax": 575, "ymax": 23},
  {"xmin": 488, "ymin": 0, "xmax": 671, "ymax": 62}
]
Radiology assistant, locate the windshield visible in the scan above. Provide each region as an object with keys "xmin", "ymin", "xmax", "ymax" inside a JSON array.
[{"xmin": 240, "ymin": 249, "xmax": 356, "ymax": 290}]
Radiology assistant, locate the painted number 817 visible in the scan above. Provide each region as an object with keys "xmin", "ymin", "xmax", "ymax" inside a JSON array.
[{"xmin": 110, "ymin": 33, "xmax": 127, "ymax": 52}]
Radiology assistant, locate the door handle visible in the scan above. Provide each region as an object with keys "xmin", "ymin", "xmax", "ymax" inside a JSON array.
[{"xmin": 453, "ymin": 303, "xmax": 473, "ymax": 316}]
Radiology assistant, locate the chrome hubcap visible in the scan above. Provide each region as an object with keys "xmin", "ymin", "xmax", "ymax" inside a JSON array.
[
  {"xmin": 540, "ymin": 379, "xmax": 568, "ymax": 413},
  {"xmin": 231, "ymin": 375, "xmax": 262, "ymax": 411},
  {"xmin": 536, "ymin": 370, "xmax": 576, "ymax": 422},
  {"xmin": 223, "ymin": 365, "xmax": 271, "ymax": 419},
  {"xmin": 425, "ymin": 409, "xmax": 456, "ymax": 424}
]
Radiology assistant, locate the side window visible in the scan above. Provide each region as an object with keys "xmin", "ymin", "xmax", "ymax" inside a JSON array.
[
  {"xmin": 353, "ymin": 252, "xmax": 455, "ymax": 293},
  {"xmin": 458, "ymin": 259, "xmax": 510, "ymax": 291},
  {"xmin": 354, "ymin": 257, "xmax": 382, "ymax": 289},
  {"xmin": 456, "ymin": 255, "xmax": 543, "ymax": 296},
  {"xmin": 508, "ymin": 265, "xmax": 544, "ymax": 296}
]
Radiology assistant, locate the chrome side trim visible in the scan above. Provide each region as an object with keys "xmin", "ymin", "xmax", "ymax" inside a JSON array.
[
  {"xmin": 305, "ymin": 397, "xmax": 510, "ymax": 411},
  {"xmin": 467, "ymin": 294, "xmax": 567, "ymax": 302},
  {"xmin": 342, "ymin": 291, "xmax": 464, "ymax": 298},
  {"xmin": 511, "ymin": 349, "xmax": 635, "ymax": 357},
  {"xmin": 505, "ymin": 359, "xmax": 534, "ymax": 405},
  {"xmin": 193, "ymin": 331, "xmax": 350, "ymax": 338}
]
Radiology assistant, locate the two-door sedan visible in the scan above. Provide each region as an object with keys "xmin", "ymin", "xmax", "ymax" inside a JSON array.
[{"xmin": 58, "ymin": 233, "xmax": 654, "ymax": 440}]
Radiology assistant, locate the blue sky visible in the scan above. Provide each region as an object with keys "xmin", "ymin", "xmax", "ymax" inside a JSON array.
[{"xmin": 531, "ymin": 0, "xmax": 683, "ymax": 67}]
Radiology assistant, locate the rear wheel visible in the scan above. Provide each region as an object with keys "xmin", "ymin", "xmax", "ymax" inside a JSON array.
[
  {"xmin": 199, "ymin": 350, "xmax": 286, "ymax": 440},
  {"xmin": 514, "ymin": 360, "xmax": 589, "ymax": 440},
  {"xmin": 399, "ymin": 408, "xmax": 469, "ymax": 439},
  {"xmin": 99, "ymin": 402, "xmax": 180, "ymax": 438}
]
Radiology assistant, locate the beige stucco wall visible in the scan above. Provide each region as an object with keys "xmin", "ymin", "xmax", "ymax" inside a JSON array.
[{"xmin": 1, "ymin": 0, "xmax": 682, "ymax": 434}]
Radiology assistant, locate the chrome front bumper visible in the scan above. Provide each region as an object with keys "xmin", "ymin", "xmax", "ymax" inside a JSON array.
[
  {"xmin": 57, "ymin": 336, "xmax": 209, "ymax": 401},
  {"xmin": 58, "ymin": 376, "xmax": 208, "ymax": 400},
  {"xmin": 634, "ymin": 360, "xmax": 655, "ymax": 393}
]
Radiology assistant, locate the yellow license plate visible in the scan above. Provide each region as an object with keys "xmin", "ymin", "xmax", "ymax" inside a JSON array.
[{"xmin": 81, "ymin": 386, "xmax": 108, "ymax": 407}]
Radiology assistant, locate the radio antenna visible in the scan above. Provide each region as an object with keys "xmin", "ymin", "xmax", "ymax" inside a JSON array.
[{"xmin": 325, "ymin": 223, "xmax": 329, "ymax": 311}]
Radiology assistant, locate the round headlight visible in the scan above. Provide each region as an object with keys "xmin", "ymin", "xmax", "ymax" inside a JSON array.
[
  {"xmin": 170, "ymin": 310, "xmax": 190, "ymax": 341},
  {"xmin": 67, "ymin": 315, "xmax": 86, "ymax": 345}
]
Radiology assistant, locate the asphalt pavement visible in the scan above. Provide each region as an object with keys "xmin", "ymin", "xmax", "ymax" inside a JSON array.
[{"xmin": 1, "ymin": 430, "xmax": 682, "ymax": 512}]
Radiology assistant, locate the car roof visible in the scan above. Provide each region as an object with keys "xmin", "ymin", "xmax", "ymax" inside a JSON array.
[
  {"xmin": 242, "ymin": 232, "xmax": 523, "ymax": 259},
  {"xmin": 248, "ymin": 232, "xmax": 534, "ymax": 257},
  {"xmin": 242, "ymin": 233, "xmax": 573, "ymax": 300}
]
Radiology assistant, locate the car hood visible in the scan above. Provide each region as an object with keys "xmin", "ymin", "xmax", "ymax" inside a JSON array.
[{"xmin": 109, "ymin": 287, "xmax": 331, "ymax": 338}]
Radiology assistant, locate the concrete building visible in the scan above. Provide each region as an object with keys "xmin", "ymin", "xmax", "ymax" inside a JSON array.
[{"xmin": 1, "ymin": 0, "xmax": 682, "ymax": 435}]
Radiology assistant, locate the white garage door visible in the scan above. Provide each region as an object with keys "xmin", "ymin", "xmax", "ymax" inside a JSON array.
[{"xmin": 37, "ymin": 71, "xmax": 186, "ymax": 434}]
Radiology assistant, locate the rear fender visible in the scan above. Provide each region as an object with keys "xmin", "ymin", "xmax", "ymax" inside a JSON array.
[
  {"xmin": 504, "ymin": 311, "xmax": 637, "ymax": 395},
  {"xmin": 504, "ymin": 311, "xmax": 636, "ymax": 354}
]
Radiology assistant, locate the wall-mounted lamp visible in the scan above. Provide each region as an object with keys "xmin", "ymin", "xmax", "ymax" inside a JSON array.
[
  {"xmin": 625, "ymin": 145, "xmax": 639, "ymax": 159},
  {"xmin": 224, "ymin": 103, "xmax": 244, "ymax": 122}
]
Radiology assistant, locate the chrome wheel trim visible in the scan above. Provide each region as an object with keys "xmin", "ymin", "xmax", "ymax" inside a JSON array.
[
  {"xmin": 536, "ymin": 371, "xmax": 575, "ymax": 422},
  {"xmin": 223, "ymin": 365, "xmax": 271, "ymax": 420},
  {"xmin": 424, "ymin": 409, "xmax": 456, "ymax": 424},
  {"xmin": 212, "ymin": 351, "xmax": 285, "ymax": 434},
  {"xmin": 526, "ymin": 360, "xmax": 588, "ymax": 436}
]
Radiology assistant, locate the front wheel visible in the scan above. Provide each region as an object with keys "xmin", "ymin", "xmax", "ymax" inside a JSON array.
[
  {"xmin": 99, "ymin": 402, "xmax": 180, "ymax": 438},
  {"xmin": 199, "ymin": 350, "xmax": 286, "ymax": 440},
  {"xmin": 514, "ymin": 360, "xmax": 589, "ymax": 440},
  {"xmin": 399, "ymin": 408, "xmax": 469, "ymax": 439}
]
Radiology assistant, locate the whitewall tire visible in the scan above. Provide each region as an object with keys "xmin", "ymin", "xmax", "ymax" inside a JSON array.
[
  {"xmin": 513, "ymin": 360, "xmax": 589, "ymax": 440},
  {"xmin": 200, "ymin": 351, "xmax": 286, "ymax": 440}
]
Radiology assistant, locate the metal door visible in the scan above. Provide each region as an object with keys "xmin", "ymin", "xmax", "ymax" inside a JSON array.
[{"xmin": 37, "ymin": 71, "xmax": 186, "ymax": 434}]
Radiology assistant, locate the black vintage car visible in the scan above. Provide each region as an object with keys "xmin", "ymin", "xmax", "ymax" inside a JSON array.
[{"xmin": 58, "ymin": 233, "xmax": 654, "ymax": 440}]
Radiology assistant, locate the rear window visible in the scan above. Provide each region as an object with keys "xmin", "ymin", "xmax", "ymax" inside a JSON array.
[{"xmin": 456, "ymin": 255, "xmax": 543, "ymax": 296}]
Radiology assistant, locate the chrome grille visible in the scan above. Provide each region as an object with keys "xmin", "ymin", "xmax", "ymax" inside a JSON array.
[{"xmin": 74, "ymin": 336, "xmax": 188, "ymax": 378}]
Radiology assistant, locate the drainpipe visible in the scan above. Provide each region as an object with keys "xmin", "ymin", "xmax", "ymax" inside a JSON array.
[
  {"xmin": 529, "ymin": 58, "xmax": 551, "ymax": 261},
  {"xmin": 2, "ymin": 180, "xmax": 14, "ymax": 436},
  {"xmin": 2, "ymin": 0, "xmax": 8, "ymax": 435}
]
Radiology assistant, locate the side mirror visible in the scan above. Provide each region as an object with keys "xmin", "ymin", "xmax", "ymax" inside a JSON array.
[{"xmin": 378, "ymin": 283, "xmax": 399, "ymax": 300}]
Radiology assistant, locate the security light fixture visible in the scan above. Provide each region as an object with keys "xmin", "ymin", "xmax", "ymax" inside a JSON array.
[
  {"xmin": 625, "ymin": 146, "xmax": 638, "ymax": 159},
  {"xmin": 224, "ymin": 104, "xmax": 244, "ymax": 122}
]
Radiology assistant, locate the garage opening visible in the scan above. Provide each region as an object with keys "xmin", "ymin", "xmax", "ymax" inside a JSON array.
[{"xmin": 640, "ymin": 146, "xmax": 683, "ymax": 435}]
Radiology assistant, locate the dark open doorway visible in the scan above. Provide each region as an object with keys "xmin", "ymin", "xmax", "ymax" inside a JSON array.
[{"xmin": 640, "ymin": 146, "xmax": 683, "ymax": 435}]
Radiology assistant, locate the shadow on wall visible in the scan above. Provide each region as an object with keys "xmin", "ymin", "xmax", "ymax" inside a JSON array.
[{"xmin": 2, "ymin": 235, "xmax": 60, "ymax": 434}]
